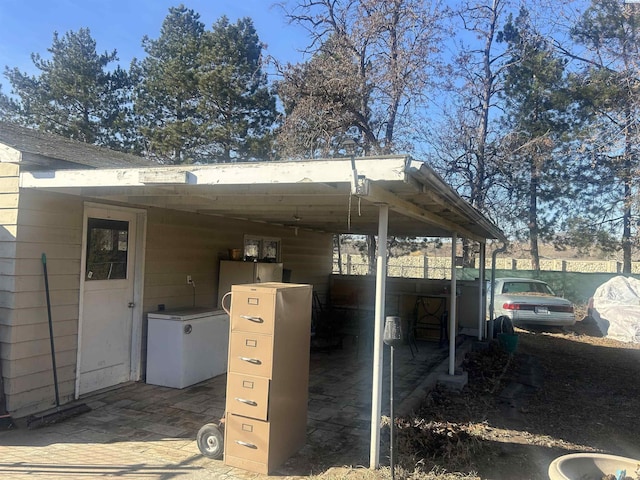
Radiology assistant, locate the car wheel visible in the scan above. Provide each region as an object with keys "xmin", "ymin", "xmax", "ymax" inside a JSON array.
[{"xmin": 197, "ymin": 423, "xmax": 224, "ymax": 459}]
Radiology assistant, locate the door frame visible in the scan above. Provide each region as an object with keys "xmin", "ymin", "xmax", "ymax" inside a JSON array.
[{"xmin": 75, "ymin": 202, "xmax": 147, "ymax": 398}]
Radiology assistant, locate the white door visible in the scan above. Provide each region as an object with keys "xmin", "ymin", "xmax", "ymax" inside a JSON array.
[{"xmin": 77, "ymin": 206, "xmax": 138, "ymax": 396}]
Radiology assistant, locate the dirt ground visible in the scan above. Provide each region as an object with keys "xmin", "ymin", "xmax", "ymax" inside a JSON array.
[{"xmin": 321, "ymin": 313, "xmax": 640, "ymax": 479}]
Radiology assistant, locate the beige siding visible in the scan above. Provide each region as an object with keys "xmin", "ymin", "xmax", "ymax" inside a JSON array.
[
  {"xmin": 141, "ymin": 207, "xmax": 333, "ymax": 376},
  {"xmin": 143, "ymin": 207, "xmax": 333, "ymax": 312},
  {"xmin": 3, "ymin": 188, "xmax": 333, "ymax": 417},
  {"xmin": 0, "ymin": 164, "xmax": 19, "ymax": 326},
  {"xmin": 3, "ymin": 188, "xmax": 84, "ymax": 416},
  {"xmin": 0, "ymin": 164, "xmax": 21, "ymax": 412}
]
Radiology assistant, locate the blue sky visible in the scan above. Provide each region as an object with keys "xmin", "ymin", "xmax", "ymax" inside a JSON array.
[{"xmin": 0, "ymin": 0, "xmax": 308, "ymax": 90}]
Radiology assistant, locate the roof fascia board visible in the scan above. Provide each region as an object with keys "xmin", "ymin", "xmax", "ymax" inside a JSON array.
[{"xmin": 19, "ymin": 157, "xmax": 409, "ymax": 189}]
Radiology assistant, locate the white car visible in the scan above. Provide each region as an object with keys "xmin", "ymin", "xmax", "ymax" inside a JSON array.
[{"xmin": 489, "ymin": 277, "xmax": 576, "ymax": 327}]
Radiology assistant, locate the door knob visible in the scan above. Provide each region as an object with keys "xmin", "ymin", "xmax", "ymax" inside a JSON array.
[{"xmin": 128, "ymin": 302, "xmax": 135, "ymax": 308}]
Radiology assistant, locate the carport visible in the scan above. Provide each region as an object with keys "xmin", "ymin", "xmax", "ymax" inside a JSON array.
[{"xmin": 20, "ymin": 154, "xmax": 506, "ymax": 469}]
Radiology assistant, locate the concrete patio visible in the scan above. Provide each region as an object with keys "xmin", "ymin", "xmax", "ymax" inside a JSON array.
[{"xmin": 0, "ymin": 337, "xmax": 469, "ymax": 479}]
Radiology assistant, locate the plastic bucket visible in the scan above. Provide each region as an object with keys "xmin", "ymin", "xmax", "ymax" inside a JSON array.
[
  {"xmin": 548, "ymin": 453, "xmax": 640, "ymax": 480},
  {"xmin": 498, "ymin": 333, "xmax": 519, "ymax": 353}
]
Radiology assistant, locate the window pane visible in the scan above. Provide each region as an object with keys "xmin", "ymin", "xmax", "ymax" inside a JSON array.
[
  {"xmin": 262, "ymin": 239, "xmax": 279, "ymax": 262},
  {"xmin": 86, "ymin": 218, "xmax": 129, "ymax": 280},
  {"xmin": 244, "ymin": 238, "xmax": 260, "ymax": 261}
]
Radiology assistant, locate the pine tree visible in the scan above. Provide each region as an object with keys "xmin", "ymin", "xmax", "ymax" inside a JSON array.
[
  {"xmin": 499, "ymin": 8, "xmax": 574, "ymax": 270},
  {"xmin": 197, "ymin": 16, "xmax": 276, "ymax": 162},
  {"xmin": 132, "ymin": 5, "xmax": 204, "ymax": 164},
  {"xmin": 0, "ymin": 84, "xmax": 18, "ymax": 122},
  {"xmin": 3, "ymin": 28, "xmax": 134, "ymax": 150},
  {"xmin": 566, "ymin": 0, "xmax": 640, "ymax": 273},
  {"xmin": 133, "ymin": 7, "xmax": 276, "ymax": 164}
]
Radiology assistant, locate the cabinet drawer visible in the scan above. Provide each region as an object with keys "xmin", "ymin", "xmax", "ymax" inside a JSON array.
[
  {"xmin": 228, "ymin": 332, "xmax": 273, "ymax": 377},
  {"xmin": 226, "ymin": 373, "xmax": 269, "ymax": 420},
  {"xmin": 225, "ymin": 414, "xmax": 270, "ymax": 465},
  {"xmin": 230, "ymin": 290, "xmax": 276, "ymax": 334}
]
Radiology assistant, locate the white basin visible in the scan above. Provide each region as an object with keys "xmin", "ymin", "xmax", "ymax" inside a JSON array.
[{"xmin": 548, "ymin": 453, "xmax": 640, "ymax": 480}]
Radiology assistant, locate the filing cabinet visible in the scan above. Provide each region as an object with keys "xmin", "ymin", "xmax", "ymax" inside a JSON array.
[{"xmin": 224, "ymin": 282, "xmax": 312, "ymax": 474}]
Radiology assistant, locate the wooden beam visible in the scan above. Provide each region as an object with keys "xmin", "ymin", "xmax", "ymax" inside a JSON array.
[{"xmin": 358, "ymin": 181, "xmax": 485, "ymax": 242}]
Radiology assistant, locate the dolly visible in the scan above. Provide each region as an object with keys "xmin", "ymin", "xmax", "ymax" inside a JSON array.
[{"xmin": 197, "ymin": 293, "xmax": 232, "ymax": 460}]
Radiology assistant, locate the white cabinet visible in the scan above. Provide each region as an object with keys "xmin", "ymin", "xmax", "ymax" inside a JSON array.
[{"xmin": 146, "ymin": 308, "xmax": 229, "ymax": 388}]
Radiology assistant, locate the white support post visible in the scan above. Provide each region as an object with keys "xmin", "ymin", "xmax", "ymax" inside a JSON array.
[
  {"xmin": 478, "ymin": 242, "xmax": 486, "ymax": 340},
  {"xmin": 449, "ymin": 232, "xmax": 458, "ymax": 376},
  {"xmin": 369, "ymin": 204, "xmax": 388, "ymax": 470}
]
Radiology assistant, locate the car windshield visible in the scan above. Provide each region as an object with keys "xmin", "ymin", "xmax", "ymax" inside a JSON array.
[{"xmin": 502, "ymin": 281, "xmax": 555, "ymax": 295}]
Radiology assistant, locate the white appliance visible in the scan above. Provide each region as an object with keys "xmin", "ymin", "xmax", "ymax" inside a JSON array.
[
  {"xmin": 146, "ymin": 307, "xmax": 229, "ymax": 389},
  {"xmin": 217, "ymin": 260, "xmax": 283, "ymax": 307}
]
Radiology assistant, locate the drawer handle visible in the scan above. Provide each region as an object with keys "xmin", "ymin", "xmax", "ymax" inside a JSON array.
[
  {"xmin": 235, "ymin": 440, "xmax": 258, "ymax": 449},
  {"xmin": 235, "ymin": 397, "xmax": 257, "ymax": 406},
  {"xmin": 240, "ymin": 315, "xmax": 264, "ymax": 323},
  {"xmin": 239, "ymin": 356, "xmax": 262, "ymax": 365}
]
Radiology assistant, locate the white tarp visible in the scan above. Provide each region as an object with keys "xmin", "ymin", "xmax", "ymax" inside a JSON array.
[{"xmin": 591, "ymin": 276, "xmax": 640, "ymax": 343}]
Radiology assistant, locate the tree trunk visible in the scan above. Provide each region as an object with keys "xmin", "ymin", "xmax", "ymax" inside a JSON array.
[
  {"xmin": 461, "ymin": 239, "xmax": 476, "ymax": 268},
  {"xmin": 622, "ymin": 109, "xmax": 633, "ymax": 274},
  {"xmin": 367, "ymin": 234, "xmax": 376, "ymax": 275},
  {"xmin": 462, "ymin": 0, "xmax": 500, "ymax": 268},
  {"xmin": 473, "ymin": 0, "xmax": 499, "ymax": 215},
  {"xmin": 529, "ymin": 158, "xmax": 540, "ymax": 271},
  {"xmin": 622, "ymin": 183, "xmax": 632, "ymax": 274},
  {"xmin": 384, "ymin": 2, "xmax": 401, "ymax": 154},
  {"xmin": 335, "ymin": 234, "xmax": 343, "ymax": 275}
]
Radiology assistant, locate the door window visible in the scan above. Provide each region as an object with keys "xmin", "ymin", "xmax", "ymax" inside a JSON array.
[{"xmin": 85, "ymin": 218, "xmax": 129, "ymax": 280}]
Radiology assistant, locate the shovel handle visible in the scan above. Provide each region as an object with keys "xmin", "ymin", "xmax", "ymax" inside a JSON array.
[{"xmin": 42, "ymin": 252, "xmax": 60, "ymax": 407}]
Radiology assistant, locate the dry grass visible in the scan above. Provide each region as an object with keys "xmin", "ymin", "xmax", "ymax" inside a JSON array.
[
  {"xmin": 314, "ymin": 465, "xmax": 479, "ymax": 479},
  {"xmin": 316, "ymin": 313, "xmax": 640, "ymax": 479}
]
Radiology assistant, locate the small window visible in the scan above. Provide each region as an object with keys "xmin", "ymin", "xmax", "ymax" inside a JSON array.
[
  {"xmin": 244, "ymin": 235, "xmax": 280, "ymax": 262},
  {"xmin": 503, "ymin": 282, "xmax": 529, "ymax": 294},
  {"xmin": 86, "ymin": 218, "xmax": 129, "ymax": 280},
  {"xmin": 244, "ymin": 237, "xmax": 261, "ymax": 261}
]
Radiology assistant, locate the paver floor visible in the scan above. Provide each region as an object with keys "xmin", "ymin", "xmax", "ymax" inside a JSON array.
[{"xmin": 0, "ymin": 338, "xmax": 455, "ymax": 479}]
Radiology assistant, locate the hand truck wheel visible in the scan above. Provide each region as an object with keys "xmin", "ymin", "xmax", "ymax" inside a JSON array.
[{"xmin": 196, "ymin": 422, "xmax": 224, "ymax": 459}]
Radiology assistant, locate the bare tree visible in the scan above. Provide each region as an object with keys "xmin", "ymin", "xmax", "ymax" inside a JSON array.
[
  {"xmin": 275, "ymin": 0, "xmax": 449, "ymax": 273},
  {"xmin": 433, "ymin": 0, "xmax": 514, "ymax": 265},
  {"xmin": 275, "ymin": 0, "xmax": 449, "ymax": 157}
]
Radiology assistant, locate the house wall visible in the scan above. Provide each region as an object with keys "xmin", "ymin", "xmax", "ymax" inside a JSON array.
[
  {"xmin": 142, "ymin": 207, "xmax": 333, "ymax": 311},
  {"xmin": 1, "ymin": 187, "xmax": 84, "ymax": 416},
  {"xmin": 141, "ymin": 206, "xmax": 334, "ymax": 376},
  {"xmin": 2, "ymin": 190, "xmax": 333, "ymax": 417},
  {"xmin": 0, "ymin": 163, "xmax": 21, "ymax": 413}
]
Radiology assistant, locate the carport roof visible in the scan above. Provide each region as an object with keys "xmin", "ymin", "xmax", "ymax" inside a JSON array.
[
  {"xmin": 2, "ymin": 123, "xmax": 501, "ymax": 470},
  {"xmin": 1, "ymin": 123, "xmax": 505, "ymax": 242}
]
